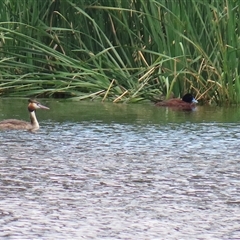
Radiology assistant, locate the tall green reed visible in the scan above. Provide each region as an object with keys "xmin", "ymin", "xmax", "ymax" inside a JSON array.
[{"xmin": 0, "ymin": 0, "xmax": 239, "ymax": 104}]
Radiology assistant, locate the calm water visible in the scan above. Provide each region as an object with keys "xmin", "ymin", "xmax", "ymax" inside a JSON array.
[{"xmin": 0, "ymin": 99, "xmax": 240, "ymax": 239}]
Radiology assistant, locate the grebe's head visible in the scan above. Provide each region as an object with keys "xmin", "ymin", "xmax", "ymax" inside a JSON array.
[
  {"xmin": 28, "ymin": 99, "xmax": 50, "ymax": 112},
  {"xmin": 182, "ymin": 93, "xmax": 198, "ymax": 104}
]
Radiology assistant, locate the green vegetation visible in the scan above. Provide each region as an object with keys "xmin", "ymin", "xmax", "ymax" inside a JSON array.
[{"xmin": 0, "ymin": 0, "xmax": 239, "ymax": 104}]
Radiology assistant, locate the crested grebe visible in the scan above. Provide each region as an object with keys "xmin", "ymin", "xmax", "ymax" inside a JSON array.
[
  {"xmin": 155, "ymin": 93, "xmax": 198, "ymax": 110},
  {"xmin": 0, "ymin": 99, "xmax": 49, "ymax": 131}
]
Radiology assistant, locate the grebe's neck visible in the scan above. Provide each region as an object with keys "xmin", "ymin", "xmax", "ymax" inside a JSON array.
[{"xmin": 29, "ymin": 110, "xmax": 39, "ymax": 131}]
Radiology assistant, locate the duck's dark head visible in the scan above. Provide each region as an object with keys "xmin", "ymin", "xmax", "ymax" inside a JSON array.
[
  {"xmin": 28, "ymin": 99, "xmax": 50, "ymax": 112},
  {"xmin": 182, "ymin": 94, "xmax": 198, "ymax": 104}
]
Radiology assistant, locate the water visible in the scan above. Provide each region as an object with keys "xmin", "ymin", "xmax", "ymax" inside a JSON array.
[{"xmin": 0, "ymin": 99, "xmax": 240, "ymax": 239}]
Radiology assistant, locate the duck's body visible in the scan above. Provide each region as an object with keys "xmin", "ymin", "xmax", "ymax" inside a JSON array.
[
  {"xmin": 0, "ymin": 99, "xmax": 49, "ymax": 131},
  {"xmin": 155, "ymin": 93, "xmax": 198, "ymax": 110}
]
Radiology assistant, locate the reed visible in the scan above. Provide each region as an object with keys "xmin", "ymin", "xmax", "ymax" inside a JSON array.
[{"xmin": 0, "ymin": 0, "xmax": 239, "ymax": 104}]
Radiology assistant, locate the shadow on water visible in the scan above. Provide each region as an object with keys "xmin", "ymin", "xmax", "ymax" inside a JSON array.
[{"xmin": 0, "ymin": 99, "xmax": 240, "ymax": 239}]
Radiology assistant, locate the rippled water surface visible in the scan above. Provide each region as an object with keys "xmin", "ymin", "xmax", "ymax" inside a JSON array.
[{"xmin": 0, "ymin": 99, "xmax": 240, "ymax": 239}]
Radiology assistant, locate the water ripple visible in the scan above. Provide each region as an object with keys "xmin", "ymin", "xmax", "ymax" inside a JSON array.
[{"xmin": 0, "ymin": 121, "xmax": 240, "ymax": 239}]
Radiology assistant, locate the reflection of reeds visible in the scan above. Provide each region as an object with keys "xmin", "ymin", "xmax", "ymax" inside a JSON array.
[{"xmin": 0, "ymin": 0, "xmax": 239, "ymax": 104}]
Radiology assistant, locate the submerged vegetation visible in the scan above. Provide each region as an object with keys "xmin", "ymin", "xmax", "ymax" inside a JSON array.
[{"xmin": 0, "ymin": 0, "xmax": 239, "ymax": 104}]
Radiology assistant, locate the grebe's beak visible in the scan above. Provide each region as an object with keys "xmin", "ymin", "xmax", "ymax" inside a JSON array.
[{"xmin": 38, "ymin": 104, "xmax": 50, "ymax": 110}]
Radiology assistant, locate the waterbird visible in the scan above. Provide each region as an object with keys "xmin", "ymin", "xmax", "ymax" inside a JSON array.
[
  {"xmin": 0, "ymin": 99, "xmax": 49, "ymax": 131},
  {"xmin": 155, "ymin": 93, "xmax": 198, "ymax": 110}
]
